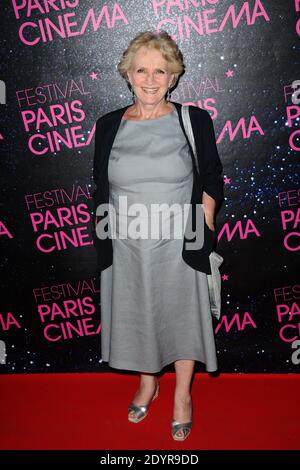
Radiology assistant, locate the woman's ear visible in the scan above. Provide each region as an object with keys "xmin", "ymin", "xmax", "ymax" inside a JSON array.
[
  {"xmin": 126, "ymin": 70, "xmax": 132, "ymax": 86},
  {"xmin": 169, "ymin": 73, "xmax": 175, "ymax": 88}
]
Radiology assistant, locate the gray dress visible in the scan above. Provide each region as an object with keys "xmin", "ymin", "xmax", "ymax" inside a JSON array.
[{"xmin": 100, "ymin": 106, "xmax": 218, "ymax": 373}]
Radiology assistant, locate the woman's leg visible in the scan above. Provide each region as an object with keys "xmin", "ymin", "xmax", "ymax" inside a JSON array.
[
  {"xmin": 130, "ymin": 372, "xmax": 158, "ymax": 405},
  {"xmin": 173, "ymin": 359, "xmax": 194, "ymax": 433}
]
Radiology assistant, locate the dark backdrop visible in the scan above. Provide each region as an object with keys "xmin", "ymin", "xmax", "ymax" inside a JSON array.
[{"xmin": 0, "ymin": 0, "xmax": 299, "ymax": 373}]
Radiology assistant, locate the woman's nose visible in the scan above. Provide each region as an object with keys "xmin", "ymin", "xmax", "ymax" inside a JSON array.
[{"xmin": 145, "ymin": 73, "xmax": 156, "ymax": 82}]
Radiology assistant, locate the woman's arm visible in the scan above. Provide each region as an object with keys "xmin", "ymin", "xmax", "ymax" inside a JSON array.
[
  {"xmin": 200, "ymin": 111, "xmax": 224, "ymax": 231},
  {"xmin": 92, "ymin": 117, "xmax": 103, "ymax": 230},
  {"xmin": 202, "ymin": 191, "xmax": 216, "ymax": 231}
]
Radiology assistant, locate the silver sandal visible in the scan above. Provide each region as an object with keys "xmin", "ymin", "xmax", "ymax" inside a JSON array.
[
  {"xmin": 171, "ymin": 419, "xmax": 192, "ymax": 441},
  {"xmin": 128, "ymin": 380, "xmax": 160, "ymax": 423},
  {"xmin": 171, "ymin": 400, "xmax": 192, "ymax": 441}
]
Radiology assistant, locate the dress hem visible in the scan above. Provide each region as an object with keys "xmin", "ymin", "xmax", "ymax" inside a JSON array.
[{"xmin": 100, "ymin": 355, "xmax": 218, "ymax": 374}]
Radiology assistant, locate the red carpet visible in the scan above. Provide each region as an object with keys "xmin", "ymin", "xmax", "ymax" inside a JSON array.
[{"xmin": 0, "ymin": 373, "xmax": 299, "ymax": 450}]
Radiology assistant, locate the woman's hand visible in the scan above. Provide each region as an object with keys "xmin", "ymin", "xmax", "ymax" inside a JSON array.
[
  {"xmin": 205, "ymin": 216, "xmax": 215, "ymax": 232},
  {"xmin": 202, "ymin": 191, "xmax": 216, "ymax": 232}
]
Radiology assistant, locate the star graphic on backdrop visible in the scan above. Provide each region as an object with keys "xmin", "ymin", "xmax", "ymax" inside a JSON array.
[
  {"xmin": 226, "ymin": 69, "xmax": 233, "ymax": 78},
  {"xmin": 222, "ymin": 274, "xmax": 229, "ymax": 281},
  {"xmin": 224, "ymin": 176, "xmax": 231, "ymax": 184},
  {"xmin": 90, "ymin": 72, "xmax": 98, "ymax": 80}
]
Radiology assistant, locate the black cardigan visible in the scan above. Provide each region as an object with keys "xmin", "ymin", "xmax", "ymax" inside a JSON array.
[{"xmin": 92, "ymin": 100, "xmax": 224, "ymax": 274}]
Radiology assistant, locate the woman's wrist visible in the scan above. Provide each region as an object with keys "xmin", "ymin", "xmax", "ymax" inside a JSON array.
[
  {"xmin": 203, "ymin": 211, "xmax": 215, "ymax": 231},
  {"xmin": 205, "ymin": 218, "xmax": 215, "ymax": 231},
  {"xmin": 201, "ymin": 192, "xmax": 216, "ymax": 232}
]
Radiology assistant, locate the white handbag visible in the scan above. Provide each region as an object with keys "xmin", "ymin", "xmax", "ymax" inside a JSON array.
[{"xmin": 181, "ymin": 105, "xmax": 223, "ymax": 320}]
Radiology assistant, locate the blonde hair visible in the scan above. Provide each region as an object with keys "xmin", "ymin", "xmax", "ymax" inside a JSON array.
[{"xmin": 117, "ymin": 30, "xmax": 185, "ymax": 89}]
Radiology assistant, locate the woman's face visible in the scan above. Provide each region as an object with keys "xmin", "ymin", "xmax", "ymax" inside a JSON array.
[{"xmin": 126, "ymin": 46, "xmax": 175, "ymax": 105}]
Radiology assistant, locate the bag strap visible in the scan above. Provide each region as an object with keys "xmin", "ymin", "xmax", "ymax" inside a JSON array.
[
  {"xmin": 181, "ymin": 105, "xmax": 200, "ymax": 175},
  {"xmin": 182, "ymin": 105, "xmax": 224, "ymax": 317}
]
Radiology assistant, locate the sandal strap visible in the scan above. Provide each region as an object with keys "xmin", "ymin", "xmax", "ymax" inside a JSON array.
[
  {"xmin": 128, "ymin": 403, "xmax": 148, "ymax": 419},
  {"xmin": 172, "ymin": 420, "xmax": 192, "ymax": 436},
  {"xmin": 128, "ymin": 380, "xmax": 160, "ymax": 420}
]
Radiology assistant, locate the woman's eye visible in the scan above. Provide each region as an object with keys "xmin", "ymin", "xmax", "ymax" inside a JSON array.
[{"xmin": 136, "ymin": 69, "xmax": 165, "ymax": 73}]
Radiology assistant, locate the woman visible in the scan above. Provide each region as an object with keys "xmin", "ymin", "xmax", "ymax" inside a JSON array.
[{"xmin": 92, "ymin": 31, "xmax": 224, "ymax": 441}]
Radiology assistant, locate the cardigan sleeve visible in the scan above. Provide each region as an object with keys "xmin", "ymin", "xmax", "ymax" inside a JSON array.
[
  {"xmin": 92, "ymin": 117, "xmax": 104, "ymax": 225},
  {"xmin": 201, "ymin": 110, "xmax": 224, "ymax": 207}
]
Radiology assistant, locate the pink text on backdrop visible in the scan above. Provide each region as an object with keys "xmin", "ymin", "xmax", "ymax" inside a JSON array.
[
  {"xmin": 286, "ymin": 104, "xmax": 300, "ymax": 151},
  {"xmin": 171, "ymin": 77, "xmax": 225, "ymax": 116},
  {"xmin": 0, "ymin": 312, "xmax": 22, "ymax": 332},
  {"xmin": 33, "ymin": 277, "xmax": 100, "ymax": 342},
  {"xmin": 21, "ymin": 100, "xmax": 87, "ymax": 155},
  {"xmin": 38, "ymin": 297, "xmax": 99, "ymax": 342},
  {"xmin": 0, "ymin": 221, "xmax": 13, "ymax": 239},
  {"xmin": 25, "ymin": 185, "xmax": 92, "ymax": 210},
  {"xmin": 12, "ymin": 2, "xmax": 128, "ymax": 46},
  {"xmin": 295, "ymin": 0, "xmax": 300, "ymax": 36},
  {"xmin": 217, "ymin": 219, "xmax": 261, "ymax": 242},
  {"xmin": 215, "ymin": 312, "xmax": 257, "ymax": 334},
  {"xmin": 274, "ymin": 285, "xmax": 300, "ymax": 342},
  {"xmin": 16, "ymin": 79, "xmax": 90, "ymax": 108},
  {"xmin": 277, "ymin": 189, "xmax": 300, "ymax": 252},
  {"xmin": 153, "ymin": 0, "xmax": 270, "ymax": 41},
  {"xmin": 33, "ymin": 278, "xmax": 100, "ymax": 303},
  {"xmin": 29, "ymin": 204, "xmax": 92, "ymax": 252},
  {"xmin": 25, "ymin": 185, "xmax": 93, "ymax": 252}
]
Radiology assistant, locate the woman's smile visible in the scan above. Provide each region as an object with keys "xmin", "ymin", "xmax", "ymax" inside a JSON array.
[{"xmin": 141, "ymin": 87, "xmax": 160, "ymax": 95}]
